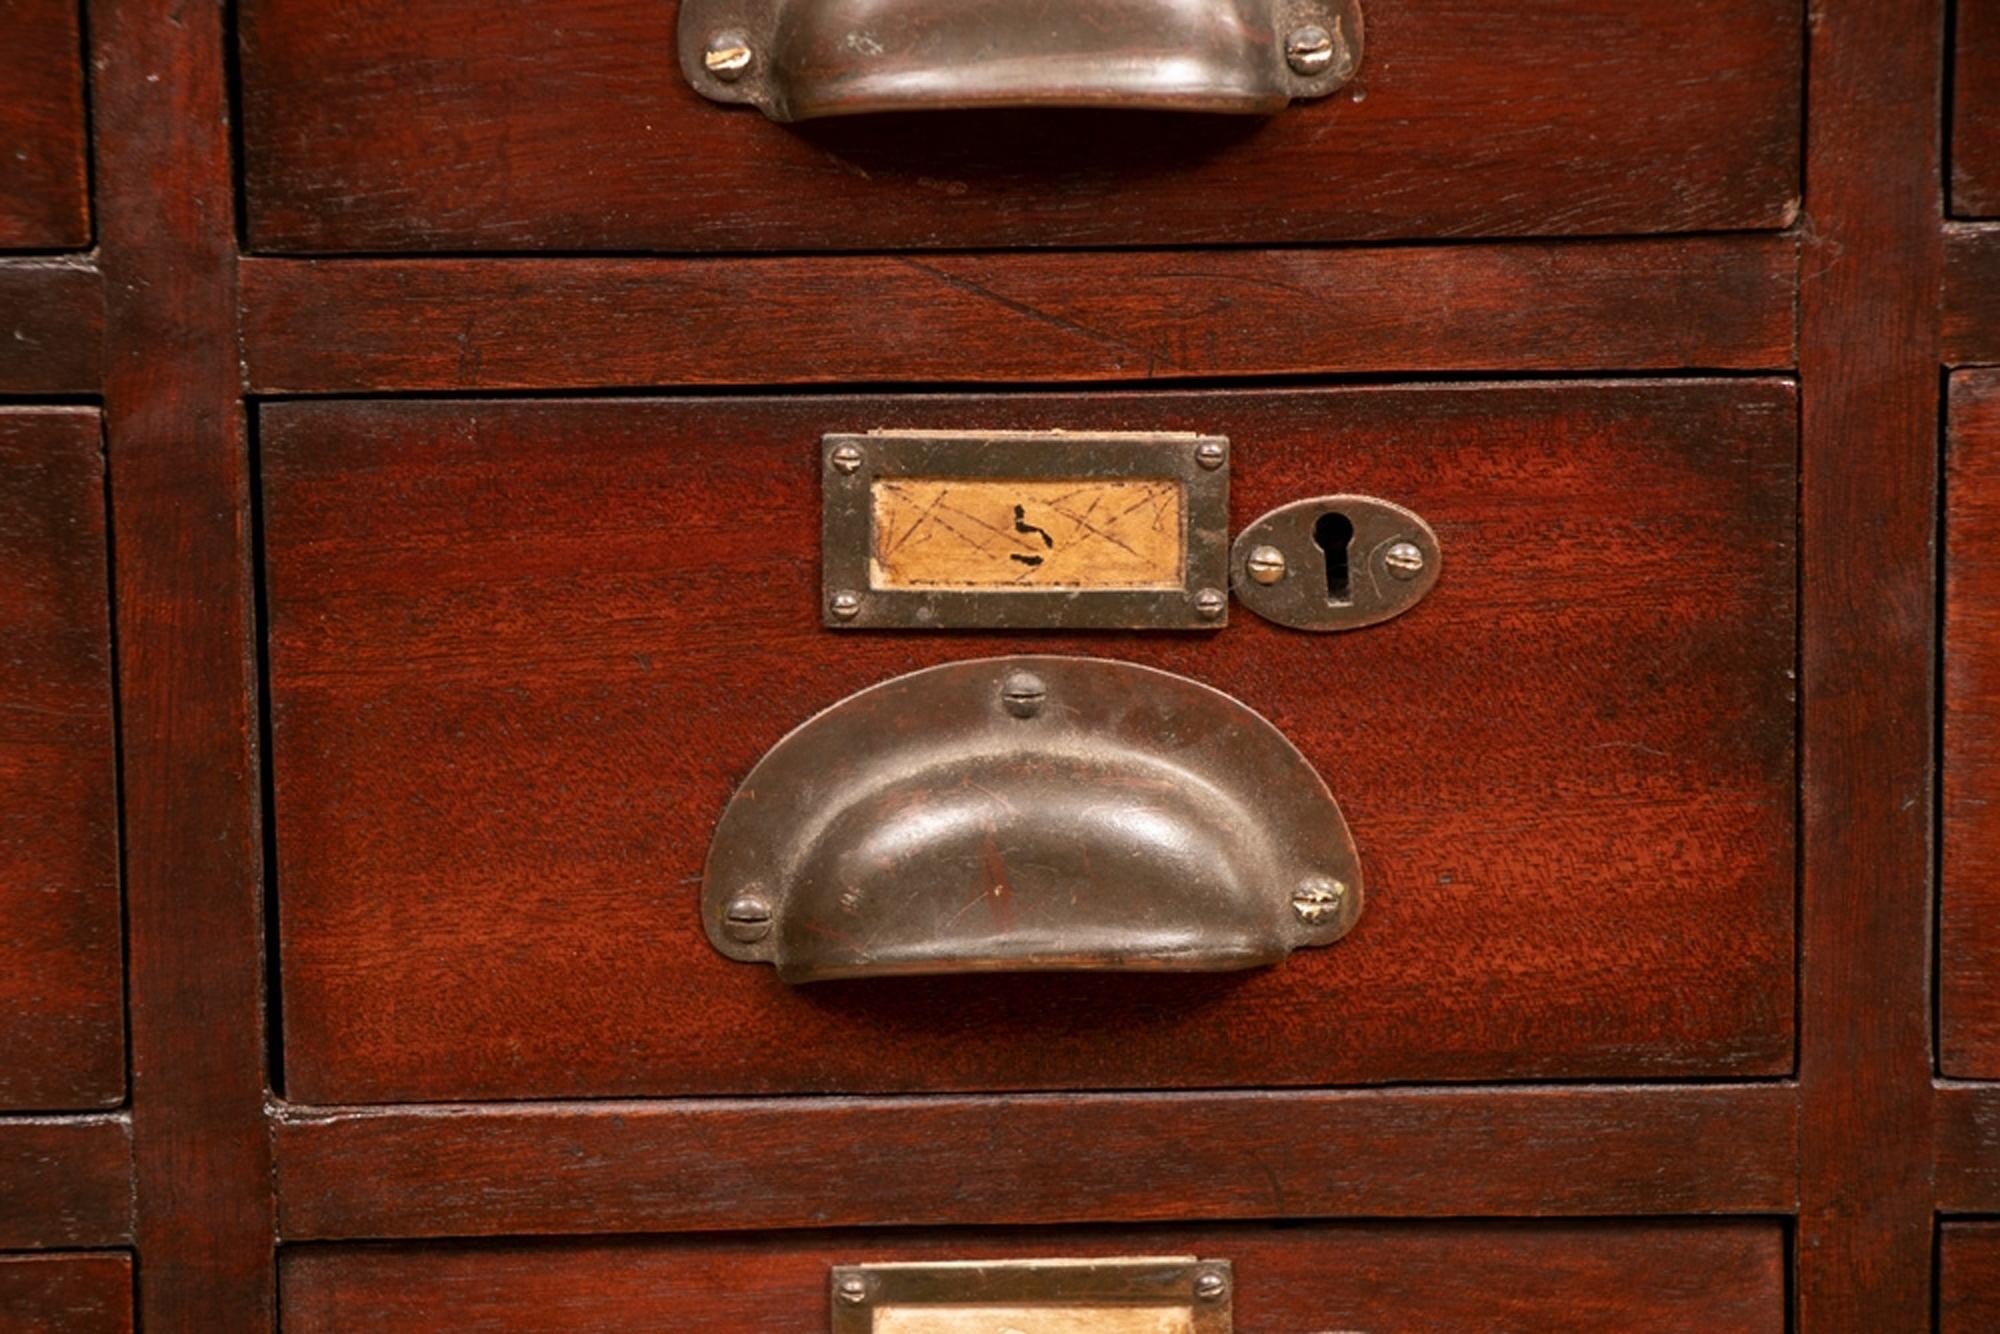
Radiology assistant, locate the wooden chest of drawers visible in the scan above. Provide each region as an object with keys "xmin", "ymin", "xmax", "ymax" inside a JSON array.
[{"xmin": 0, "ymin": 0, "xmax": 1988, "ymax": 1328}]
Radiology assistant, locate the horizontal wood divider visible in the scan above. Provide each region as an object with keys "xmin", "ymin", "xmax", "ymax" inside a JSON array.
[
  {"xmin": 0, "ymin": 258, "xmax": 103, "ymax": 395},
  {"xmin": 0, "ymin": 1115, "xmax": 133, "ymax": 1249},
  {"xmin": 241, "ymin": 236, "xmax": 1798, "ymax": 394},
  {"xmin": 274, "ymin": 1085, "xmax": 1798, "ymax": 1241},
  {"xmin": 1947, "ymin": 225, "xmax": 2000, "ymax": 367},
  {"xmin": 1936, "ymin": 1083, "xmax": 2000, "ymax": 1212}
]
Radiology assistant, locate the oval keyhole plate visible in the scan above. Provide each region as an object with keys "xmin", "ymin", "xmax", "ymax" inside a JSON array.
[{"xmin": 1231, "ymin": 494, "xmax": 1440, "ymax": 631}]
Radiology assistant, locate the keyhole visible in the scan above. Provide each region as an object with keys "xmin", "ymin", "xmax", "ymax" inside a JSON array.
[{"xmin": 1313, "ymin": 511, "xmax": 1354, "ymax": 603}]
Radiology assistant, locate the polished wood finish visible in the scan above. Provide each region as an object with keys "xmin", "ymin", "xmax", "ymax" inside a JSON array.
[
  {"xmin": 0, "ymin": 259, "xmax": 101, "ymax": 394},
  {"xmin": 0, "ymin": 409, "xmax": 121, "ymax": 1112},
  {"xmin": 237, "ymin": 0, "xmax": 1801, "ymax": 253},
  {"xmin": 273, "ymin": 1086, "xmax": 1797, "ymax": 1241},
  {"xmin": 1946, "ymin": 370, "xmax": 2000, "ymax": 1074},
  {"xmin": 263, "ymin": 384, "xmax": 1795, "ymax": 1104},
  {"xmin": 1957, "ymin": 0, "xmax": 2000, "ymax": 216},
  {"xmin": 0, "ymin": 1253, "xmax": 130, "ymax": 1334},
  {"xmin": 280, "ymin": 1221, "xmax": 1783, "ymax": 1332},
  {"xmin": 1936, "ymin": 1084, "xmax": 2000, "ymax": 1212},
  {"xmin": 1947, "ymin": 223, "xmax": 2000, "ymax": 366},
  {"xmin": 0, "ymin": 0, "xmax": 90, "ymax": 249},
  {"xmin": 1943, "ymin": 1222, "xmax": 2000, "ymax": 1332},
  {"xmin": 1795, "ymin": 0, "xmax": 1943, "ymax": 1327},
  {"xmin": 239, "ymin": 237, "xmax": 1797, "ymax": 392},
  {"xmin": 90, "ymin": 0, "xmax": 275, "ymax": 1326},
  {"xmin": 0, "ymin": 1116, "xmax": 131, "ymax": 1249}
]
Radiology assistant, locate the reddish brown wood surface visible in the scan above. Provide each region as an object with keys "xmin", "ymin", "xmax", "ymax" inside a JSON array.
[
  {"xmin": 264, "ymin": 384, "xmax": 1796, "ymax": 1103},
  {"xmin": 1946, "ymin": 371, "xmax": 2000, "ymax": 1074},
  {"xmin": 0, "ymin": 409, "xmax": 121, "ymax": 1111},
  {"xmin": 273, "ymin": 1087, "xmax": 1797, "ymax": 1240},
  {"xmin": 281, "ymin": 1220, "xmax": 1784, "ymax": 1332},
  {"xmin": 1947, "ymin": 224, "xmax": 2000, "ymax": 366},
  {"xmin": 0, "ymin": 0, "xmax": 90, "ymax": 249},
  {"xmin": 0, "ymin": 1253, "xmax": 130, "ymax": 1334},
  {"xmin": 0, "ymin": 259, "xmax": 102, "ymax": 394},
  {"xmin": 0, "ymin": 1117, "xmax": 132, "ymax": 1249},
  {"xmin": 92, "ymin": 0, "xmax": 276, "ymax": 1325},
  {"xmin": 1957, "ymin": 0, "xmax": 2000, "ymax": 215},
  {"xmin": 1943, "ymin": 1222, "xmax": 2000, "ymax": 1333},
  {"xmin": 237, "ymin": 0, "xmax": 1801, "ymax": 253},
  {"xmin": 1936, "ymin": 1084, "xmax": 2000, "ymax": 1212},
  {"xmin": 1795, "ymin": 0, "xmax": 1943, "ymax": 1326},
  {"xmin": 241, "ymin": 237, "xmax": 1799, "ymax": 393}
]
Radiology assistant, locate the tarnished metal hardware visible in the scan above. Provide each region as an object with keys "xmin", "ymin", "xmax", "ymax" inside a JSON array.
[
  {"xmin": 678, "ymin": 0, "xmax": 1363, "ymax": 122},
  {"xmin": 822, "ymin": 430, "xmax": 1229, "ymax": 631},
  {"xmin": 830, "ymin": 1257, "xmax": 1233, "ymax": 1332},
  {"xmin": 702, "ymin": 656, "xmax": 1363, "ymax": 981},
  {"xmin": 1230, "ymin": 494, "xmax": 1440, "ymax": 631}
]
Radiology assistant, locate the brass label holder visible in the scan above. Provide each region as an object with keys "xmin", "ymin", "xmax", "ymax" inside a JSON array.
[{"xmin": 831, "ymin": 1258, "xmax": 1234, "ymax": 1333}]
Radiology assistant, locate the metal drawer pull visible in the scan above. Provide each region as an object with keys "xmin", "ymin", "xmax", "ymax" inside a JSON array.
[
  {"xmin": 679, "ymin": 0, "xmax": 1364, "ymax": 122},
  {"xmin": 702, "ymin": 655, "xmax": 1363, "ymax": 982}
]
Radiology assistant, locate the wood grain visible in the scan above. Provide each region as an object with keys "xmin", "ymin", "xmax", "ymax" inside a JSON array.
[
  {"xmin": 280, "ymin": 1221, "xmax": 1783, "ymax": 1333},
  {"xmin": 239, "ymin": 239, "xmax": 1800, "ymax": 393},
  {"xmin": 237, "ymin": 0, "xmax": 1801, "ymax": 252},
  {"xmin": 0, "ymin": 1116, "xmax": 132, "ymax": 1249},
  {"xmin": 1943, "ymin": 1222, "xmax": 2000, "ymax": 1333},
  {"xmin": 272, "ymin": 1086, "xmax": 1798, "ymax": 1240},
  {"xmin": 1945, "ymin": 371, "xmax": 2000, "ymax": 1074},
  {"xmin": 0, "ymin": 0, "xmax": 90, "ymax": 249},
  {"xmin": 0, "ymin": 259, "xmax": 102, "ymax": 394},
  {"xmin": 0, "ymin": 409, "xmax": 121, "ymax": 1111},
  {"xmin": 263, "ymin": 384, "xmax": 1797, "ymax": 1103},
  {"xmin": 1946, "ymin": 223, "xmax": 2000, "ymax": 366},
  {"xmin": 91, "ymin": 0, "xmax": 276, "ymax": 1325},
  {"xmin": 1794, "ymin": 0, "xmax": 1944, "ymax": 1325},
  {"xmin": 0, "ymin": 1253, "xmax": 130, "ymax": 1334},
  {"xmin": 1957, "ymin": 0, "xmax": 2000, "ymax": 215}
]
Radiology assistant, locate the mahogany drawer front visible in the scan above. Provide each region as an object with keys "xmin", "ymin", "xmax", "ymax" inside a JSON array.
[
  {"xmin": 1959, "ymin": 0, "xmax": 2000, "ymax": 216},
  {"xmin": 1946, "ymin": 370, "xmax": 2000, "ymax": 1075},
  {"xmin": 0, "ymin": 0, "xmax": 90, "ymax": 249},
  {"xmin": 1944, "ymin": 1222, "xmax": 2000, "ymax": 1333},
  {"xmin": 263, "ymin": 382, "xmax": 1796, "ymax": 1104},
  {"xmin": 0, "ymin": 1253, "xmax": 131, "ymax": 1334},
  {"xmin": 0, "ymin": 409, "xmax": 122, "ymax": 1110},
  {"xmin": 237, "ymin": 0, "xmax": 1801, "ymax": 254},
  {"xmin": 280, "ymin": 1222, "xmax": 1785, "ymax": 1332}
]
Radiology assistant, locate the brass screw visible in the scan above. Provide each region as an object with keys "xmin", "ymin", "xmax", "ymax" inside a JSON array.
[
  {"xmin": 1194, "ymin": 1270, "xmax": 1230, "ymax": 1302},
  {"xmin": 722, "ymin": 893, "xmax": 772, "ymax": 943},
  {"xmin": 1384, "ymin": 540, "xmax": 1426, "ymax": 580},
  {"xmin": 1285, "ymin": 23, "xmax": 1337, "ymax": 75},
  {"xmin": 1246, "ymin": 545, "xmax": 1288, "ymax": 585},
  {"xmin": 835, "ymin": 1275, "xmax": 870, "ymax": 1306},
  {"xmin": 1001, "ymin": 670, "xmax": 1047, "ymax": 719},
  {"xmin": 830, "ymin": 591, "xmax": 863, "ymax": 620},
  {"xmin": 704, "ymin": 31, "xmax": 754, "ymax": 80},
  {"xmin": 1292, "ymin": 878, "xmax": 1349, "ymax": 924},
  {"xmin": 829, "ymin": 443, "xmax": 864, "ymax": 475},
  {"xmin": 1195, "ymin": 440, "xmax": 1228, "ymax": 471},
  {"xmin": 1194, "ymin": 587, "xmax": 1227, "ymax": 619}
]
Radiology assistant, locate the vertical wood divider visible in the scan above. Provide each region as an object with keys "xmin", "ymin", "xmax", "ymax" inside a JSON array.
[{"xmin": 91, "ymin": 0, "xmax": 276, "ymax": 1326}]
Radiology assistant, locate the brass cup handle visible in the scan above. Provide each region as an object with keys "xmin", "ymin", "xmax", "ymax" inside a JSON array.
[{"xmin": 678, "ymin": 0, "xmax": 1365, "ymax": 122}]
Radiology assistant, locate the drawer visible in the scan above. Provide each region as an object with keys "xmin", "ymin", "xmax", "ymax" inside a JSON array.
[
  {"xmin": 280, "ymin": 1222, "xmax": 1786, "ymax": 1332},
  {"xmin": 1944, "ymin": 1222, "xmax": 2000, "ymax": 1333},
  {"xmin": 264, "ymin": 382, "xmax": 1796, "ymax": 1103},
  {"xmin": 238, "ymin": 0, "xmax": 1801, "ymax": 254},
  {"xmin": 0, "ymin": 0, "xmax": 90, "ymax": 248},
  {"xmin": 1947, "ymin": 370, "xmax": 2000, "ymax": 1074},
  {"xmin": 1958, "ymin": 0, "xmax": 2000, "ymax": 216},
  {"xmin": 0, "ymin": 409, "xmax": 122, "ymax": 1110},
  {"xmin": 0, "ymin": 1253, "xmax": 130, "ymax": 1334}
]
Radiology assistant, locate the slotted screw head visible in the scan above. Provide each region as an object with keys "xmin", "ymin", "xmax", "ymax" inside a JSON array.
[
  {"xmin": 1194, "ymin": 1270, "xmax": 1230, "ymax": 1302},
  {"xmin": 1384, "ymin": 540, "xmax": 1426, "ymax": 580},
  {"xmin": 1001, "ymin": 670, "xmax": 1047, "ymax": 719},
  {"xmin": 1246, "ymin": 544, "xmax": 1288, "ymax": 585},
  {"xmin": 1285, "ymin": 23, "xmax": 1337, "ymax": 75},
  {"xmin": 1194, "ymin": 587, "xmax": 1228, "ymax": 619},
  {"xmin": 704, "ymin": 31, "xmax": 754, "ymax": 80},
  {"xmin": 830, "ymin": 443, "xmax": 864, "ymax": 474},
  {"xmin": 835, "ymin": 1275, "xmax": 870, "ymax": 1305},
  {"xmin": 830, "ymin": 590, "xmax": 863, "ymax": 620},
  {"xmin": 723, "ymin": 893, "xmax": 772, "ymax": 943},
  {"xmin": 1195, "ymin": 440, "xmax": 1228, "ymax": 470},
  {"xmin": 1292, "ymin": 878, "xmax": 1349, "ymax": 924}
]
